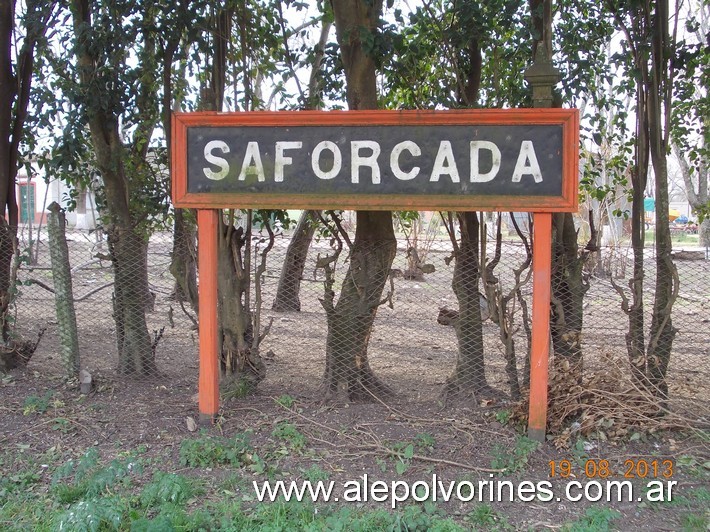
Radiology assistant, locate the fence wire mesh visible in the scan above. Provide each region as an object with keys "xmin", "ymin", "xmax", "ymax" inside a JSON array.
[{"xmin": 9, "ymin": 211, "xmax": 710, "ymax": 438}]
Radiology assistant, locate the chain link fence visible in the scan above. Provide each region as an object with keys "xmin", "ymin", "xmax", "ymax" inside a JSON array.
[{"xmin": 9, "ymin": 211, "xmax": 710, "ymax": 438}]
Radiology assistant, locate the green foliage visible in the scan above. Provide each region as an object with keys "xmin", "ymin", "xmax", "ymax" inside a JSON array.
[
  {"xmin": 383, "ymin": 0, "xmax": 528, "ymax": 110},
  {"xmin": 52, "ymin": 483, "xmax": 88, "ymax": 505},
  {"xmin": 178, "ymin": 431, "xmax": 253, "ymax": 468},
  {"xmin": 301, "ymin": 464, "xmax": 329, "ymax": 483},
  {"xmin": 414, "ymin": 432, "xmax": 436, "ymax": 453},
  {"xmin": 465, "ymin": 504, "xmax": 511, "ymax": 530},
  {"xmin": 394, "ymin": 210, "xmax": 420, "ymax": 233},
  {"xmin": 562, "ymin": 507, "xmax": 621, "ymax": 532},
  {"xmin": 54, "ymin": 496, "xmax": 126, "ymax": 532},
  {"xmin": 676, "ymin": 455, "xmax": 710, "ymax": 479},
  {"xmin": 671, "ymin": 11, "xmax": 709, "ymax": 209},
  {"xmin": 251, "ymin": 209, "xmax": 293, "ymax": 234},
  {"xmin": 490, "ymin": 435, "xmax": 539, "ymax": 474},
  {"xmin": 140, "ymin": 472, "xmax": 196, "ymax": 507},
  {"xmin": 221, "ymin": 377, "xmax": 254, "ymax": 400},
  {"xmin": 388, "ymin": 441, "xmax": 415, "ymax": 475},
  {"xmin": 272, "ymin": 422, "xmax": 307, "ymax": 454},
  {"xmin": 51, "ymin": 448, "xmax": 142, "ymax": 504},
  {"xmin": 22, "ymin": 391, "xmax": 54, "ymax": 415},
  {"xmin": 494, "ymin": 409, "xmax": 511, "ymax": 425},
  {"xmin": 0, "ymin": 469, "xmax": 41, "ymax": 497},
  {"xmin": 681, "ymin": 512, "xmax": 709, "ymax": 532},
  {"xmin": 275, "ymin": 394, "xmax": 296, "ymax": 408},
  {"xmin": 324, "ymin": 502, "xmax": 462, "ymax": 532}
]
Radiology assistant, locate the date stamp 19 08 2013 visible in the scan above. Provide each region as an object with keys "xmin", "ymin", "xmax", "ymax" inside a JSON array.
[{"xmin": 549, "ymin": 459, "xmax": 674, "ymax": 479}]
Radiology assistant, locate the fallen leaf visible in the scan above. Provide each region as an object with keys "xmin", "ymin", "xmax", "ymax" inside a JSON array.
[{"xmin": 186, "ymin": 416, "xmax": 197, "ymax": 432}]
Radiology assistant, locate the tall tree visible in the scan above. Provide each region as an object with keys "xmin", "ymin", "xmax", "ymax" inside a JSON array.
[
  {"xmin": 0, "ymin": 0, "xmax": 53, "ymax": 370},
  {"xmin": 202, "ymin": 1, "xmax": 295, "ymax": 392},
  {"xmin": 671, "ymin": 2, "xmax": 709, "ymax": 246},
  {"xmin": 166, "ymin": 1, "xmax": 203, "ymax": 311},
  {"xmin": 67, "ymin": 0, "xmax": 164, "ymax": 375},
  {"xmin": 444, "ymin": 0, "xmax": 522, "ymax": 400},
  {"xmin": 606, "ymin": 0, "xmax": 680, "ymax": 400},
  {"xmin": 530, "ymin": 0, "xmax": 588, "ymax": 383},
  {"xmin": 272, "ymin": 11, "xmax": 333, "ymax": 312},
  {"xmin": 322, "ymin": 0, "xmax": 397, "ymax": 402},
  {"xmin": 384, "ymin": 0, "xmax": 525, "ymax": 399}
]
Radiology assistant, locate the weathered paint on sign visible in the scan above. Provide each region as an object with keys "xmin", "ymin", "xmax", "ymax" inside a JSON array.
[
  {"xmin": 172, "ymin": 110, "xmax": 579, "ymax": 212},
  {"xmin": 188, "ymin": 125, "xmax": 563, "ymax": 197}
]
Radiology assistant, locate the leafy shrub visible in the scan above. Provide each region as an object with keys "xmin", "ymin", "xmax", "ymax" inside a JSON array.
[
  {"xmin": 179, "ymin": 431, "xmax": 252, "ymax": 468},
  {"xmin": 563, "ymin": 507, "xmax": 621, "ymax": 532},
  {"xmin": 490, "ymin": 436, "xmax": 539, "ymax": 474},
  {"xmin": 54, "ymin": 496, "xmax": 126, "ymax": 532},
  {"xmin": 51, "ymin": 447, "xmax": 142, "ymax": 504},
  {"xmin": 272, "ymin": 422, "xmax": 306, "ymax": 453},
  {"xmin": 140, "ymin": 472, "xmax": 196, "ymax": 507}
]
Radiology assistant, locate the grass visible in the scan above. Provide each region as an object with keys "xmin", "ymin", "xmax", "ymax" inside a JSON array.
[
  {"xmin": 644, "ymin": 230, "xmax": 701, "ymax": 246},
  {"xmin": 1, "ymin": 431, "xmax": 707, "ymax": 531},
  {"xmin": 0, "ymin": 451, "xmax": 467, "ymax": 532},
  {"xmin": 490, "ymin": 435, "xmax": 539, "ymax": 474},
  {"xmin": 562, "ymin": 507, "xmax": 621, "ymax": 531}
]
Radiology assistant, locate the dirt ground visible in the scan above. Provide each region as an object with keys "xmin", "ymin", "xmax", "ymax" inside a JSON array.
[{"xmin": 1, "ymin": 232, "xmax": 708, "ymax": 529}]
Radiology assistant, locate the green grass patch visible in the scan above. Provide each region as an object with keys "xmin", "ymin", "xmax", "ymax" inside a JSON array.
[
  {"xmin": 179, "ymin": 431, "xmax": 253, "ymax": 468},
  {"xmin": 562, "ymin": 507, "xmax": 621, "ymax": 531},
  {"xmin": 490, "ymin": 435, "xmax": 539, "ymax": 474}
]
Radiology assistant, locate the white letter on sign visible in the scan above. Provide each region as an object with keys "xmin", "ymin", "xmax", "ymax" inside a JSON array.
[
  {"xmin": 430, "ymin": 141, "xmax": 460, "ymax": 183},
  {"xmin": 275, "ymin": 141, "xmax": 302, "ymax": 182},
  {"xmin": 351, "ymin": 141, "xmax": 381, "ymax": 184},
  {"xmin": 237, "ymin": 142, "xmax": 266, "ymax": 182},
  {"xmin": 512, "ymin": 141, "xmax": 543, "ymax": 183},
  {"xmin": 312, "ymin": 141, "xmax": 342, "ymax": 180},
  {"xmin": 390, "ymin": 141, "xmax": 421, "ymax": 181},
  {"xmin": 470, "ymin": 141, "xmax": 501, "ymax": 183},
  {"xmin": 203, "ymin": 140, "xmax": 230, "ymax": 181}
]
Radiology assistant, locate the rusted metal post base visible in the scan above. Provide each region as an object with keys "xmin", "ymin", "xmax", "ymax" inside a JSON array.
[{"xmin": 199, "ymin": 413, "xmax": 216, "ymax": 426}]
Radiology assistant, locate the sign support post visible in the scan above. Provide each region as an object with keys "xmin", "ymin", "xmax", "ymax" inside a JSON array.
[
  {"xmin": 197, "ymin": 209, "xmax": 220, "ymax": 424},
  {"xmin": 528, "ymin": 212, "xmax": 552, "ymax": 442}
]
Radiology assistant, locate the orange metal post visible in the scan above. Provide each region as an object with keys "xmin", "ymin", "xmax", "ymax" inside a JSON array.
[
  {"xmin": 197, "ymin": 209, "xmax": 220, "ymax": 423},
  {"xmin": 528, "ymin": 212, "xmax": 553, "ymax": 442}
]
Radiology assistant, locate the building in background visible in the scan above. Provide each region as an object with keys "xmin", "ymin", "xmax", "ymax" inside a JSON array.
[{"xmin": 16, "ymin": 167, "xmax": 98, "ymax": 230}]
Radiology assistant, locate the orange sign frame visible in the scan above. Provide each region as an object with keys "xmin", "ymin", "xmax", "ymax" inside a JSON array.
[{"xmin": 172, "ymin": 109, "xmax": 578, "ymax": 212}]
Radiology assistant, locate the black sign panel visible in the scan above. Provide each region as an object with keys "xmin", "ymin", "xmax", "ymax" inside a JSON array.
[{"xmin": 186, "ymin": 124, "xmax": 563, "ymax": 197}]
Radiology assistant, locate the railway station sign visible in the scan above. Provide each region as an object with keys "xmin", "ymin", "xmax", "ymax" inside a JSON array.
[{"xmin": 172, "ymin": 109, "xmax": 578, "ymax": 212}]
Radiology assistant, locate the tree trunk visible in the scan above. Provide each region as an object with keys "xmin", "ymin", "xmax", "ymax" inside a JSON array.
[
  {"xmin": 162, "ymin": 30, "xmax": 197, "ymax": 310},
  {"xmin": 70, "ymin": 0, "xmax": 156, "ymax": 376},
  {"xmin": 647, "ymin": 145, "xmax": 677, "ymax": 401},
  {"xmin": 217, "ymin": 221, "xmax": 265, "ymax": 392},
  {"xmin": 444, "ymin": 212, "xmax": 491, "ymax": 397},
  {"xmin": 170, "ymin": 208, "xmax": 198, "ymax": 309},
  {"xmin": 324, "ymin": 0, "xmax": 394, "ymax": 401},
  {"xmin": 272, "ymin": 210, "xmax": 319, "ymax": 312},
  {"xmin": 1, "ymin": 0, "xmax": 48, "ymax": 367},
  {"xmin": 700, "ymin": 218, "xmax": 710, "ymax": 248},
  {"xmin": 529, "ymin": 0, "xmax": 585, "ymax": 382},
  {"xmin": 322, "ymin": 211, "xmax": 396, "ymax": 401},
  {"xmin": 110, "ymin": 226, "xmax": 155, "ymax": 375},
  {"xmin": 0, "ymin": 220, "xmax": 15, "ymax": 346},
  {"xmin": 550, "ymin": 212, "xmax": 585, "ymax": 380},
  {"xmin": 625, "ymin": 89, "xmax": 649, "ymax": 388},
  {"xmin": 645, "ymin": 0, "xmax": 677, "ymax": 402}
]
